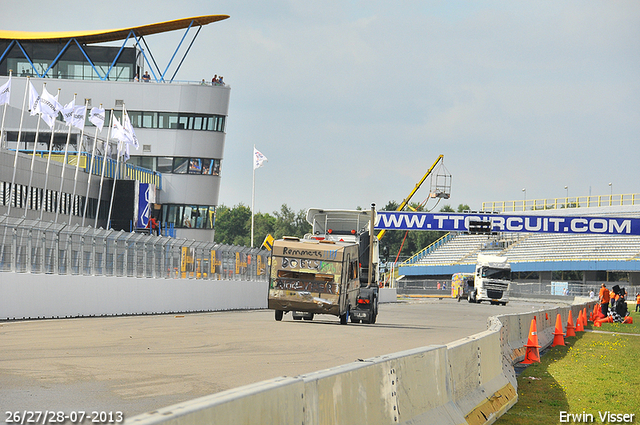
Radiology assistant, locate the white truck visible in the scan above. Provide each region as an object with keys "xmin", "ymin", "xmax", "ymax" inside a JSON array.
[{"xmin": 467, "ymin": 253, "xmax": 511, "ymax": 305}]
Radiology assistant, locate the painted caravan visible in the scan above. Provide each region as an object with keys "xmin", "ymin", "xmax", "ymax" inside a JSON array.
[{"xmin": 268, "ymin": 237, "xmax": 360, "ymax": 324}]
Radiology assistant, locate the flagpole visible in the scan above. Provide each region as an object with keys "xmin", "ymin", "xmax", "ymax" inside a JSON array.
[
  {"xmin": 251, "ymin": 144, "xmax": 256, "ymax": 248},
  {"xmin": 40, "ymin": 87, "xmax": 61, "ymax": 221},
  {"xmin": 95, "ymin": 109, "xmax": 114, "ymax": 228},
  {"xmin": 0, "ymin": 71, "xmax": 12, "ymax": 267},
  {"xmin": 70, "ymin": 99, "xmax": 89, "ymax": 225},
  {"xmin": 55, "ymin": 93, "xmax": 77, "ymax": 223},
  {"xmin": 7, "ymin": 74, "xmax": 27, "ymax": 217},
  {"xmin": 83, "ymin": 104, "xmax": 102, "ymax": 226},
  {"xmin": 24, "ymin": 82, "xmax": 46, "ymax": 217},
  {"xmin": 0, "ymin": 71, "xmax": 10, "ymax": 150},
  {"xmin": 106, "ymin": 138, "xmax": 122, "ymax": 231}
]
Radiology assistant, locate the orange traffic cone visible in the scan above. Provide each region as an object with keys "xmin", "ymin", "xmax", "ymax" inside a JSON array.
[
  {"xmin": 566, "ymin": 311, "xmax": 576, "ymax": 337},
  {"xmin": 594, "ymin": 305, "xmax": 605, "ymax": 321},
  {"xmin": 582, "ymin": 308, "xmax": 588, "ymax": 326},
  {"xmin": 595, "ymin": 316, "xmax": 613, "ymax": 327},
  {"xmin": 521, "ymin": 316, "xmax": 541, "ymax": 364},
  {"xmin": 552, "ymin": 313, "xmax": 565, "ymax": 347},
  {"xmin": 545, "ymin": 313, "xmax": 549, "ymax": 321},
  {"xmin": 575, "ymin": 310, "xmax": 584, "ymax": 332},
  {"xmin": 623, "ymin": 316, "xmax": 633, "ymax": 324}
]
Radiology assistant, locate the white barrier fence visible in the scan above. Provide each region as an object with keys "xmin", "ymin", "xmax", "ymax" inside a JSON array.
[
  {"xmin": 126, "ymin": 302, "xmax": 596, "ymax": 425},
  {"xmin": 0, "ymin": 274, "xmax": 269, "ymax": 319}
]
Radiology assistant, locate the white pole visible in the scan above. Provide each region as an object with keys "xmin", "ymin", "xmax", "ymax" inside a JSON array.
[
  {"xmin": 95, "ymin": 110, "xmax": 114, "ymax": 228},
  {"xmin": 70, "ymin": 99, "xmax": 89, "ymax": 225},
  {"xmin": 0, "ymin": 71, "xmax": 10, "ymax": 150},
  {"xmin": 251, "ymin": 145, "xmax": 256, "ymax": 248},
  {"xmin": 56, "ymin": 93, "xmax": 76, "ymax": 223},
  {"xmin": 7, "ymin": 74, "xmax": 28, "ymax": 216},
  {"xmin": 106, "ymin": 138, "xmax": 122, "ymax": 230},
  {"xmin": 39, "ymin": 87, "xmax": 61, "ymax": 220},
  {"xmin": 24, "ymin": 82, "xmax": 46, "ymax": 217},
  {"xmin": 82, "ymin": 104, "xmax": 102, "ymax": 226}
]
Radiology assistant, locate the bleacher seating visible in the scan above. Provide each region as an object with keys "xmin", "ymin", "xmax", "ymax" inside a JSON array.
[{"xmin": 404, "ymin": 232, "xmax": 640, "ymax": 266}]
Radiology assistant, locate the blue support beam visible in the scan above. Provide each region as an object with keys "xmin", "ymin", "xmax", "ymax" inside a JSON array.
[
  {"xmin": 41, "ymin": 38, "xmax": 73, "ymax": 78},
  {"xmin": 161, "ymin": 19, "xmax": 194, "ymax": 82},
  {"xmin": 73, "ymin": 38, "xmax": 102, "ymax": 80},
  {"xmin": 170, "ymin": 25, "xmax": 202, "ymax": 83}
]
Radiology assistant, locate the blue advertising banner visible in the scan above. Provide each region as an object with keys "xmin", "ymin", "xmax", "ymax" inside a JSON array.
[
  {"xmin": 375, "ymin": 212, "xmax": 640, "ymax": 236},
  {"xmin": 137, "ymin": 183, "xmax": 153, "ymax": 228}
]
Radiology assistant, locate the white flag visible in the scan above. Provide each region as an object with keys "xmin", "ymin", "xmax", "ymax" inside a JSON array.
[
  {"xmin": 40, "ymin": 87, "xmax": 61, "ymax": 129},
  {"xmin": 253, "ymin": 147, "xmax": 268, "ymax": 170},
  {"xmin": 61, "ymin": 99, "xmax": 75, "ymax": 125},
  {"xmin": 89, "ymin": 107, "xmax": 105, "ymax": 132},
  {"xmin": 111, "ymin": 116, "xmax": 126, "ymax": 142},
  {"xmin": 123, "ymin": 110, "xmax": 139, "ymax": 149},
  {"xmin": 118, "ymin": 139, "xmax": 130, "ymax": 162},
  {"xmin": 39, "ymin": 87, "xmax": 61, "ymax": 118},
  {"xmin": 0, "ymin": 76, "xmax": 10, "ymax": 105},
  {"xmin": 29, "ymin": 82, "xmax": 40, "ymax": 116},
  {"xmin": 71, "ymin": 105, "xmax": 87, "ymax": 130}
]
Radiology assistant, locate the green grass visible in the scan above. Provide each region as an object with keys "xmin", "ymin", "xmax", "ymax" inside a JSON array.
[{"xmin": 495, "ymin": 310, "xmax": 640, "ymax": 424}]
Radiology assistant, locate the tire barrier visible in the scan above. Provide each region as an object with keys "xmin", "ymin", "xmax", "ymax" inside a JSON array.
[{"xmin": 127, "ymin": 301, "xmax": 598, "ymax": 425}]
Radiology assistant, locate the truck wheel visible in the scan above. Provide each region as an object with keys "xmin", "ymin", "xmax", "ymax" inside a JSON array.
[
  {"xmin": 340, "ymin": 306, "xmax": 350, "ymax": 325},
  {"xmin": 370, "ymin": 300, "xmax": 378, "ymax": 324},
  {"xmin": 468, "ymin": 292, "xmax": 475, "ymax": 303},
  {"xmin": 303, "ymin": 314, "xmax": 314, "ymax": 321},
  {"xmin": 351, "ymin": 316, "xmax": 360, "ymax": 324},
  {"xmin": 275, "ymin": 310, "xmax": 283, "ymax": 321}
]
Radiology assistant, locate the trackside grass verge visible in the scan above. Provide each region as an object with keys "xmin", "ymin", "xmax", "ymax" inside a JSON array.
[{"xmin": 495, "ymin": 310, "xmax": 640, "ymax": 424}]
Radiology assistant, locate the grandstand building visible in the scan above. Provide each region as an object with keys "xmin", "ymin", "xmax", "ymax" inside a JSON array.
[
  {"xmin": 0, "ymin": 15, "xmax": 229, "ymax": 242},
  {"xmin": 398, "ymin": 204, "xmax": 640, "ymax": 295}
]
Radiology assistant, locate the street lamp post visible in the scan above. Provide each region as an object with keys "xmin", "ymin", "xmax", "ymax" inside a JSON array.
[
  {"xmin": 564, "ymin": 186, "xmax": 569, "ymax": 208},
  {"xmin": 522, "ymin": 188, "xmax": 526, "ymax": 211},
  {"xmin": 609, "ymin": 182, "xmax": 613, "ymax": 206}
]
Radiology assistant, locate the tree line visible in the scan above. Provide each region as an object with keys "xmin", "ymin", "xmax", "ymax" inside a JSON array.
[{"xmin": 214, "ymin": 202, "xmax": 470, "ymax": 263}]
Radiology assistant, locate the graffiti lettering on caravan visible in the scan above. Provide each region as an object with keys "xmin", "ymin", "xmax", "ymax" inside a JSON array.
[{"xmin": 374, "ymin": 212, "xmax": 640, "ymax": 235}]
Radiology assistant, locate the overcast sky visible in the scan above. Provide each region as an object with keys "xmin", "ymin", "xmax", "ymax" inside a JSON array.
[{"xmin": 3, "ymin": 1, "xmax": 639, "ymax": 214}]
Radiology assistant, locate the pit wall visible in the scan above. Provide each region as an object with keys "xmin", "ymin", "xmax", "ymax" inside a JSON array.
[
  {"xmin": 126, "ymin": 302, "xmax": 597, "ymax": 425},
  {"xmin": 0, "ymin": 274, "xmax": 269, "ymax": 319},
  {"xmin": 0, "ymin": 273, "xmax": 398, "ymax": 320}
]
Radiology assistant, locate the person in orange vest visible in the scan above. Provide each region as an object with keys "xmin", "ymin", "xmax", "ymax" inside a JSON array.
[
  {"xmin": 149, "ymin": 217, "xmax": 159, "ymax": 236},
  {"xmin": 599, "ymin": 283, "xmax": 610, "ymax": 317},
  {"xmin": 636, "ymin": 293, "xmax": 640, "ymax": 313}
]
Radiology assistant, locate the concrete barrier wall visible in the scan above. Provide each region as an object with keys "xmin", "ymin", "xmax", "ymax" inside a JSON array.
[
  {"xmin": 1, "ymin": 276, "xmax": 399, "ymax": 320},
  {"xmin": 126, "ymin": 301, "xmax": 597, "ymax": 425},
  {"xmin": 0, "ymin": 273, "xmax": 269, "ymax": 319}
]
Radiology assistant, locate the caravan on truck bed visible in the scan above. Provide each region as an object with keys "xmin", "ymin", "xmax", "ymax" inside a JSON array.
[{"xmin": 268, "ymin": 236, "xmax": 361, "ymax": 324}]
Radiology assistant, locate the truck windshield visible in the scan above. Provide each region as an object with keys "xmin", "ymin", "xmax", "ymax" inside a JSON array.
[{"xmin": 482, "ymin": 267, "xmax": 511, "ymax": 280}]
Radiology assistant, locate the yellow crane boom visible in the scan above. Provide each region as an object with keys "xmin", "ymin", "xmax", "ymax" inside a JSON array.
[{"xmin": 376, "ymin": 154, "xmax": 444, "ymax": 240}]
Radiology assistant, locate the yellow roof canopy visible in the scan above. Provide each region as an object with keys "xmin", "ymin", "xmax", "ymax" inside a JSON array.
[{"xmin": 0, "ymin": 15, "xmax": 229, "ymax": 44}]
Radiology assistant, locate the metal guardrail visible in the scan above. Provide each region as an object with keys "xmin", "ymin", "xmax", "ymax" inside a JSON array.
[
  {"xmin": 21, "ymin": 150, "xmax": 162, "ymax": 189},
  {"xmin": 0, "ymin": 216, "xmax": 267, "ymax": 281},
  {"xmin": 482, "ymin": 193, "xmax": 640, "ymax": 212},
  {"xmin": 400, "ymin": 232, "xmax": 454, "ymax": 266}
]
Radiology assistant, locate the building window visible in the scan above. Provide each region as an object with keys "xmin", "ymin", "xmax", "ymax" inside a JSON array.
[
  {"xmin": 162, "ymin": 204, "xmax": 216, "ymax": 229},
  {"xmin": 172, "ymin": 158, "xmax": 189, "ymax": 174},
  {"xmin": 121, "ymin": 110, "xmax": 225, "ymax": 132},
  {"xmin": 157, "ymin": 157, "xmax": 173, "ymax": 173},
  {"xmin": 130, "ymin": 156, "xmax": 221, "ymax": 176}
]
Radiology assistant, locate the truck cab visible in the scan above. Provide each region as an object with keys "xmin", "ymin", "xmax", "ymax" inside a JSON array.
[{"xmin": 468, "ymin": 253, "xmax": 511, "ymax": 305}]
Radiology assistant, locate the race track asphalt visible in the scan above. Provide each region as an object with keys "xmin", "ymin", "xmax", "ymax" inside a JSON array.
[{"xmin": 1, "ymin": 298, "xmax": 557, "ymax": 421}]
